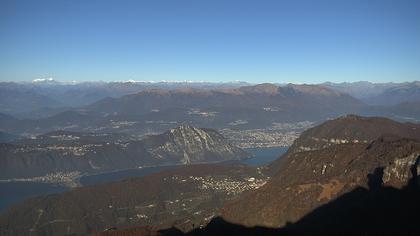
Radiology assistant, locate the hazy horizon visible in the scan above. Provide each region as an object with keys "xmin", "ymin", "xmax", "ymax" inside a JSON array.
[{"xmin": 2, "ymin": 77, "xmax": 420, "ymax": 85}]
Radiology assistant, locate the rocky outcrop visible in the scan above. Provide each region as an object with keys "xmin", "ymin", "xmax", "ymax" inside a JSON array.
[
  {"xmin": 143, "ymin": 124, "xmax": 249, "ymax": 164},
  {"xmin": 3, "ymin": 115, "xmax": 420, "ymax": 236},
  {"xmin": 84, "ymin": 117, "xmax": 420, "ymax": 236},
  {"xmin": 0, "ymin": 126, "xmax": 250, "ymax": 179},
  {"xmin": 222, "ymin": 116, "xmax": 420, "ymax": 228},
  {"xmin": 288, "ymin": 115, "xmax": 420, "ymax": 155},
  {"xmin": 382, "ymin": 153, "xmax": 420, "ymax": 188}
]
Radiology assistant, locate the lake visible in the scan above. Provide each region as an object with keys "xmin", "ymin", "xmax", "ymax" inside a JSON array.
[
  {"xmin": 80, "ymin": 146, "xmax": 288, "ymax": 186},
  {"xmin": 0, "ymin": 146, "xmax": 288, "ymax": 212},
  {"xmin": 79, "ymin": 165, "xmax": 177, "ymax": 186},
  {"xmin": 0, "ymin": 182, "xmax": 67, "ymax": 212},
  {"xmin": 242, "ymin": 146, "xmax": 288, "ymax": 166}
]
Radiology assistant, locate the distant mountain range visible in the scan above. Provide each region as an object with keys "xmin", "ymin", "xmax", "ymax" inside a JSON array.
[
  {"xmin": 2, "ymin": 115, "xmax": 419, "ymax": 235},
  {"xmin": 0, "ymin": 83, "xmax": 368, "ymax": 136},
  {"xmin": 1, "ymin": 81, "xmax": 419, "ymax": 138},
  {"xmin": 321, "ymin": 81, "xmax": 398, "ymax": 99},
  {"xmin": 365, "ymin": 82, "xmax": 420, "ymax": 105},
  {"xmin": 0, "ymin": 80, "xmax": 251, "ymax": 118},
  {"xmin": 2, "ymin": 80, "xmax": 418, "ymax": 117},
  {"xmin": 322, "ymin": 81, "xmax": 420, "ymax": 105},
  {"xmin": 86, "ymin": 83, "xmax": 364, "ymax": 126}
]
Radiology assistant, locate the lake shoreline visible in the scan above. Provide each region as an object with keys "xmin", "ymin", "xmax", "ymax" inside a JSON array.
[{"xmin": 0, "ymin": 147, "xmax": 288, "ymax": 213}]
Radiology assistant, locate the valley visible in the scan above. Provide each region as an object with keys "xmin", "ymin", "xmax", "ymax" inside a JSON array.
[
  {"xmin": 0, "ymin": 146, "xmax": 288, "ymax": 213},
  {"xmin": 2, "ymin": 115, "xmax": 420, "ymax": 236},
  {"xmin": 1, "ymin": 83, "xmax": 420, "ymax": 236},
  {"xmin": 1, "ymin": 81, "xmax": 420, "ymax": 236}
]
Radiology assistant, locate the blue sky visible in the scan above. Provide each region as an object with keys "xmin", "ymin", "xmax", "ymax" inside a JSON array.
[{"xmin": 1, "ymin": 0, "xmax": 419, "ymax": 83}]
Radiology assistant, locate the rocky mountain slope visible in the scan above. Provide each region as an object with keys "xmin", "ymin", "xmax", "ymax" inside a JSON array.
[
  {"xmin": 286, "ymin": 114, "xmax": 420, "ymax": 155},
  {"xmin": 221, "ymin": 115, "xmax": 420, "ymax": 227},
  {"xmin": 2, "ymin": 115, "xmax": 420, "ymax": 236},
  {"xmin": 0, "ymin": 125, "xmax": 249, "ymax": 179},
  {"xmin": 81, "ymin": 115, "xmax": 420, "ymax": 236}
]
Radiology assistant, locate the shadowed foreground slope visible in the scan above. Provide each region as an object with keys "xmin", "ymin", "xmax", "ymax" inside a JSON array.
[
  {"xmin": 95, "ymin": 115, "xmax": 420, "ymax": 236},
  {"xmin": 97, "ymin": 169, "xmax": 420, "ymax": 236}
]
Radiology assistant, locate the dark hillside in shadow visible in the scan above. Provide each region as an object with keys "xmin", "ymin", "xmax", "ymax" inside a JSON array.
[{"xmin": 146, "ymin": 167, "xmax": 420, "ymax": 236}]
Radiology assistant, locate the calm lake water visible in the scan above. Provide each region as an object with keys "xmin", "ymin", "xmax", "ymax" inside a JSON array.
[
  {"xmin": 79, "ymin": 165, "xmax": 177, "ymax": 186},
  {"xmin": 0, "ymin": 146, "xmax": 288, "ymax": 212},
  {"xmin": 0, "ymin": 182, "xmax": 67, "ymax": 212},
  {"xmin": 242, "ymin": 147, "xmax": 288, "ymax": 166},
  {"xmin": 80, "ymin": 146, "xmax": 288, "ymax": 186}
]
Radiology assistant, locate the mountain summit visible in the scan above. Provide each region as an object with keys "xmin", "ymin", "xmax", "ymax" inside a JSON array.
[
  {"xmin": 0, "ymin": 125, "xmax": 250, "ymax": 179},
  {"xmin": 221, "ymin": 115, "xmax": 420, "ymax": 228},
  {"xmin": 142, "ymin": 124, "xmax": 250, "ymax": 165}
]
